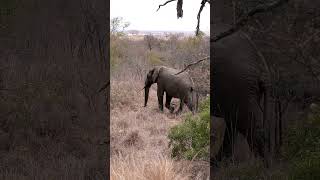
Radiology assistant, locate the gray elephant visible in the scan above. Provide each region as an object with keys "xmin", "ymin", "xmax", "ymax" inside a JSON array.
[
  {"xmin": 212, "ymin": 24, "xmax": 271, "ymax": 159},
  {"xmin": 144, "ymin": 66, "xmax": 198, "ymax": 114}
]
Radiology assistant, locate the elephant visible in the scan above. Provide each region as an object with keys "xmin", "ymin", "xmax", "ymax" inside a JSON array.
[
  {"xmin": 211, "ymin": 24, "xmax": 271, "ymax": 160},
  {"xmin": 143, "ymin": 66, "xmax": 198, "ymax": 114}
]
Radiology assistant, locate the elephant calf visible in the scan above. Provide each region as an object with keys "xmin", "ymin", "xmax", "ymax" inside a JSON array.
[{"xmin": 144, "ymin": 66, "xmax": 198, "ymax": 114}]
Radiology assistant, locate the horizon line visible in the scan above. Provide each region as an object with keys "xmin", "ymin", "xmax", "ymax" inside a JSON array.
[{"xmin": 125, "ymin": 29, "xmax": 210, "ymax": 33}]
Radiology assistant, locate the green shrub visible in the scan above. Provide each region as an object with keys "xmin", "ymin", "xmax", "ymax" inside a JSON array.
[
  {"xmin": 168, "ymin": 97, "xmax": 210, "ymax": 160},
  {"xmin": 178, "ymin": 36, "xmax": 203, "ymax": 51},
  {"xmin": 281, "ymin": 103, "xmax": 320, "ymax": 180}
]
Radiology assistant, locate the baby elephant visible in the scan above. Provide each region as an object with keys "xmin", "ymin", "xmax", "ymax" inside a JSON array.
[{"xmin": 143, "ymin": 66, "xmax": 198, "ymax": 114}]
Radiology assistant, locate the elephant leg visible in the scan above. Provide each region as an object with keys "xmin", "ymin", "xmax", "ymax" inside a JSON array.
[
  {"xmin": 246, "ymin": 128, "xmax": 265, "ymax": 158},
  {"xmin": 157, "ymin": 88, "xmax": 164, "ymax": 111},
  {"xmin": 176, "ymin": 99, "xmax": 184, "ymax": 114},
  {"xmin": 221, "ymin": 125, "xmax": 234, "ymax": 157},
  {"xmin": 165, "ymin": 95, "xmax": 174, "ymax": 113}
]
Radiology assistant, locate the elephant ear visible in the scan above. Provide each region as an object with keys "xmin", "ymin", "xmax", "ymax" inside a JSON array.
[{"xmin": 152, "ymin": 67, "xmax": 161, "ymax": 83}]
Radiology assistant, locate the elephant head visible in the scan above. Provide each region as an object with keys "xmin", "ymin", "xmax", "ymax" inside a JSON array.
[{"xmin": 144, "ymin": 66, "xmax": 161, "ymax": 107}]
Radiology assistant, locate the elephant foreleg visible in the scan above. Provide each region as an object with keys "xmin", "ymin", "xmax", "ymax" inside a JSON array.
[
  {"xmin": 165, "ymin": 95, "xmax": 174, "ymax": 113},
  {"xmin": 157, "ymin": 89, "xmax": 164, "ymax": 111}
]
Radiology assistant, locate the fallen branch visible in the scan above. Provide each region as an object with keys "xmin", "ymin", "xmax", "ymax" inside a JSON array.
[
  {"xmin": 175, "ymin": 56, "xmax": 210, "ymax": 75},
  {"xmin": 212, "ymin": 0, "xmax": 289, "ymax": 42},
  {"xmin": 157, "ymin": 0, "xmax": 176, "ymax": 12}
]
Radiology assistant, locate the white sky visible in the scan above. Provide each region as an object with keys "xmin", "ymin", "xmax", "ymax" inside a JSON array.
[{"xmin": 110, "ymin": 0, "xmax": 210, "ymax": 32}]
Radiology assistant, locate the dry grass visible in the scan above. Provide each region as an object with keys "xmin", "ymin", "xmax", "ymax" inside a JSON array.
[
  {"xmin": 110, "ymin": 77, "xmax": 209, "ymax": 179},
  {"xmin": 111, "ymin": 152, "xmax": 189, "ymax": 180}
]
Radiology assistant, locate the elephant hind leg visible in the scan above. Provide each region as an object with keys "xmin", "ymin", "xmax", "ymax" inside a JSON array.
[
  {"xmin": 165, "ymin": 94, "xmax": 174, "ymax": 113},
  {"xmin": 220, "ymin": 124, "xmax": 235, "ymax": 157},
  {"xmin": 246, "ymin": 129, "xmax": 265, "ymax": 158},
  {"xmin": 176, "ymin": 99, "xmax": 184, "ymax": 114}
]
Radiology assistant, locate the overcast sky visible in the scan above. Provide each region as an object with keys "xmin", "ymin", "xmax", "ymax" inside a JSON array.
[{"xmin": 110, "ymin": 0, "xmax": 210, "ymax": 32}]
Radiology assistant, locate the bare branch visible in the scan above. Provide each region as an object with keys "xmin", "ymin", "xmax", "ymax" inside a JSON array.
[
  {"xmin": 157, "ymin": 0, "xmax": 176, "ymax": 12},
  {"xmin": 97, "ymin": 81, "xmax": 110, "ymax": 93},
  {"xmin": 177, "ymin": 0, "xmax": 183, "ymax": 18},
  {"xmin": 212, "ymin": 0, "xmax": 289, "ymax": 42},
  {"xmin": 175, "ymin": 56, "xmax": 210, "ymax": 75},
  {"xmin": 196, "ymin": 0, "xmax": 207, "ymax": 36}
]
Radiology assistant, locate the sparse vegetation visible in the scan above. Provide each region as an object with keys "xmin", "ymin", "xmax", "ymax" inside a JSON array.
[
  {"xmin": 110, "ymin": 16, "xmax": 210, "ymax": 179},
  {"xmin": 281, "ymin": 103, "xmax": 320, "ymax": 180}
]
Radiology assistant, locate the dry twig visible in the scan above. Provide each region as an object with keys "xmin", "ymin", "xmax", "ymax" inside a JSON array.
[
  {"xmin": 157, "ymin": 0, "xmax": 176, "ymax": 12},
  {"xmin": 175, "ymin": 56, "xmax": 210, "ymax": 75}
]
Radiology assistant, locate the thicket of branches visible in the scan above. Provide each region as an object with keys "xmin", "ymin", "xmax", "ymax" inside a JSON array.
[{"xmin": 0, "ymin": 0, "xmax": 108, "ymax": 178}]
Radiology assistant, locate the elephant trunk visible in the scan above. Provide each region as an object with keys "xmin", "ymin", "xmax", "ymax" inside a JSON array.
[{"xmin": 144, "ymin": 86, "xmax": 150, "ymax": 107}]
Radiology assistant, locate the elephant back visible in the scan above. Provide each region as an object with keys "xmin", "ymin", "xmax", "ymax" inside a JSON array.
[{"xmin": 161, "ymin": 66, "xmax": 194, "ymax": 86}]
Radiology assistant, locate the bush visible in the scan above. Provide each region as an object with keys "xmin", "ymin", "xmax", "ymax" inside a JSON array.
[
  {"xmin": 110, "ymin": 38, "xmax": 128, "ymax": 70},
  {"xmin": 281, "ymin": 103, "xmax": 320, "ymax": 180},
  {"xmin": 145, "ymin": 51, "xmax": 163, "ymax": 65},
  {"xmin": 168, "ymin": 97, "xmax": 210, "ymax": 160}
]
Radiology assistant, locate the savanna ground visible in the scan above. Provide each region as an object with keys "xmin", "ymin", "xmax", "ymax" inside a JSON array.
[
  {"xmin": 110, "ymin": 20, "xmax": 210, "ymax": 179},
  {"xmin": 110, "ymin": 79, "xmax": 209, "ymax": 179}
]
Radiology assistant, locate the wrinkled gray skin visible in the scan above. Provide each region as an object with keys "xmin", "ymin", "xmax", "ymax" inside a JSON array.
[
  {"xmin": 212, "ymin": 24, "xmax": 270, "ymax": 159},
  {"xmin": 144, "ymin": 66, "xmax": 198, "ymax": 114}
]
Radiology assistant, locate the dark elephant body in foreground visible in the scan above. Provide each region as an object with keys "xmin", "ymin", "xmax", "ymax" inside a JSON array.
[
  {"xmin": 144, "ymin": 66, "xmax": 198, "ymax": 114},
  {"xmin": 212, "ymin": 24, "xmax": 270, "ymax": 158}
]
